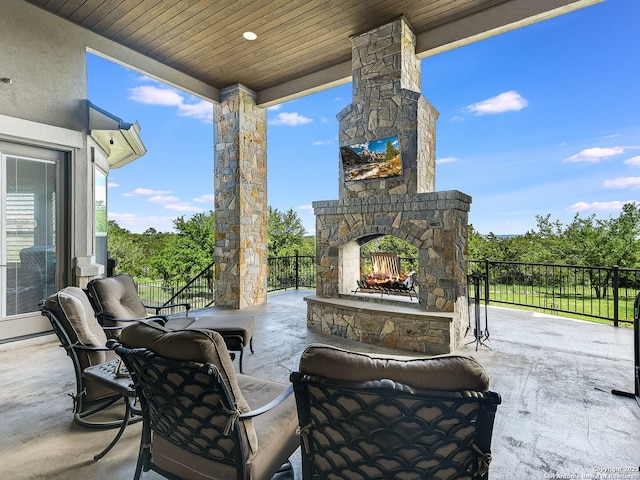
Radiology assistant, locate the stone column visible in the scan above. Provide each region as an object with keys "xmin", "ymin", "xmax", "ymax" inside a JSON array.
[{"xmin": 214, "ymin": 84, "xmax": 268, "ymax": 309}]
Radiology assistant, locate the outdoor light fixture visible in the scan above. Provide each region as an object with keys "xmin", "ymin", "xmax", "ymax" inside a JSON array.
[
  {"xmin": 1, "ymin": 78, "xmax": 12, "ymax": 84},
  {"xmin": 242, "ymin": 31, "xmax": 257, "ymax": 41}
]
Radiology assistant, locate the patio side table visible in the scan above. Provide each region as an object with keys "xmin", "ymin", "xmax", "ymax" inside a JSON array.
[{"xmin": 83, "ymin": 359, "xmax": 139, "ymax": 461}]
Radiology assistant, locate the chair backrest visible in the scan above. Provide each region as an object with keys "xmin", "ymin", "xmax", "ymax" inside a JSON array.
[
  {"xmin": 290, "ymin": 344, "xmax": 501, "ymax": 480},
  {"xmin": 87, "ymin": 274, "xmax": 148, "ymax": 320},
  {"xmin": 41, "ymin": 286, "xmax": 117, "ymax": 401},
  {"xmin": 112, "ymin": 321, "xmax": 258, "ymax": 480}
]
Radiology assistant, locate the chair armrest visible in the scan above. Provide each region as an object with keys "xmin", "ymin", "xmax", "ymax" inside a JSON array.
[
  {"xmin": 239, "ymin": 384, "xmax": 294, "ymax": 419},
  {"xmin": 96, "ymin": 312, "xmax": 167, "ymax": 326},
  {"xmin": 145, "ymin": 302, "xmax": 191, "ymax": 316},
  {"xmin": 71, "ymin": 343, "xmax": 112, "ymax": 353}
]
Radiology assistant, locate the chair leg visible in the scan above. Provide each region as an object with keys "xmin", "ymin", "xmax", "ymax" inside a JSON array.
[
  {"xmin": 74, "ymin": 394, "xmax": 127, "ymax": 429},
  {"xmin": 93, "ymin": 397, "xmax": 132, "ymax": 461},
  {"xmin": 238, "ymin": 346, "xmax": 244, "ymax": 374},
  {"xmin": 249, "ymin": 337, "xmax": 254, "ymax": 354}
]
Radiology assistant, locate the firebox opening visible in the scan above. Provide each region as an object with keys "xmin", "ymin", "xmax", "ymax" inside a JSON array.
[{"xmin": 341, "ymin": 235, "xmax": 419, "ymax": 301}]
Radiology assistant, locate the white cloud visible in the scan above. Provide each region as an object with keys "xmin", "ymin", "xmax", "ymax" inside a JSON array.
[
  {"xmin": 564, "ymin": 146, "xmax": 627, "ymax": 163},
  {"xmin": 129, "ymin": 85, "xmax": 183, "ymax": 106},
  {"xmin": 148, "ymin": 195, "xmax": 179, "ymax": 203},
  {"xmin": 164, "ymin": 203, "xmax": 204, "ymax": 213},
  {"xmin": 123, "ymin": 188, "xmax": 172, "ymax": 197},
  {"xmin": 603, "ymin": 177, "xmax": 640, "ymax": 189},
  {"xmin": 128, "ymin": 84, "xmax": 213, "ymax": 123},
  {"xmin": 312, "ymin": 140, "xmax": 332, "ymax": 146},
  {"xmin": 451, "ymin": 116, "xmax": 465, "ymax": 122},
  {"xmin": 269, "ymin": 112, "xmax": 313, "ymax": 126},
  {"xmin": 624, "ymin": 155, "xmax": 640, "ymax": 167},
  {"xmin": 466, "ymin": 90, "xmax": 528, "ymax": 115},
  {"xmin": 193, "ymin": 194, "xmax": 215, "ymax": 203},
  {"xmin": 267, "ymin": 104, "xmax": 282, "ymax": 111},
  {"xmin": 177, "ymin": 101, "xmax": 213, "ymax": 122},
  {"xmin": 568, "ymin": 200, "xmax": 635, "ymax": 212},
  {"xmin": 108, "ymin": 182, "xmax": 119, "ymax": 188},
  {"xmin": 436, "ymin": 156, "xmax": 458, "ymax": 164},
  {"xmin": 297, "ymin": 204, "xmax": 313, "ymax": 212}
]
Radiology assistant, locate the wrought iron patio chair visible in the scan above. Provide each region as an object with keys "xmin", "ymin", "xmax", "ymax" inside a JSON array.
[
  {"xmin": 109, "ymin": 321, "xmax": 299, "ymax": 480},
  {"xmin": 87, "ymin": 274, "xmax": 255, "ymax": 372},
  {"xmin": 86, "ymin": 273, "xmax": 193, "ymax": 332},
  {"xmin": 290, "ymin": 344, "xmax": 501, "ymax": 480},
  {"xmin": 40, "ymin": 286, "xmax": 140, "ymax": 459}
]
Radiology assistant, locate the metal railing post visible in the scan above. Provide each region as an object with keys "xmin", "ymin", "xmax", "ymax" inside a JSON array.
[
  {"xmin": 613, "ymin": 265, "xmax": 619, "ymax": 327},
  {"xmin": 295, "ymin": 252, "xmax": 300, "ymax": 290},
  {"xmin": 484, "ymin": 259, "xmax": 490, "ymax": 305}
]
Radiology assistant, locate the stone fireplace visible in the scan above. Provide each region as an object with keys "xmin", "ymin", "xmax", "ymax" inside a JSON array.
[{"xmin": 305, "ymin": 17, "xmax": 471, "ymax": 354}]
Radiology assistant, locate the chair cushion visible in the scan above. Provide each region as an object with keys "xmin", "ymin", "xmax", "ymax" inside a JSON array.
[
  {"xmin": 45, "ymin": 286, "xmax": 109, "ymax": 351},
  {"xmin": 152, "ymin": 377, "xmax": 298, "ymax": 480},
  {"xmin": 187, "ymin": 315, "xmax": 255, "ymax": 347},
  {"xmin": 299, "ymin": 343, "xmax": 490, "ymax": 392},
  {"xmin": 87, "ymin": 274, "xmax": 148, "ymax": 319},
  {"xmin": 119, "ymin": 321, "xmax": 258, "ymax": 450},
  {"xmin": 44, "ymin": 287, "xmax": 116, "ymax": 402},
  {"xmin": 237, "ymin": 376, "xmax": 299, "ymax": 478}
]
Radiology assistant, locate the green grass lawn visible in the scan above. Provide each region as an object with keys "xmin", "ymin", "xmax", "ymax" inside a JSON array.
[{"xmin": 484, "ymin": 286, "xmax": 635, "ymax": 326}]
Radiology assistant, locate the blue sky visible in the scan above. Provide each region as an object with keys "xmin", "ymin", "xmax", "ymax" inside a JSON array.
[{"xmin": 87, "ymin": 0, "xmax": 639, "ymax": 236}]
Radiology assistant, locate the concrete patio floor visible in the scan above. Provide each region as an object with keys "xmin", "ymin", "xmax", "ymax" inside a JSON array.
[{"xmin": 1, "ymin": 289, "xmax": 638, "ymax": 479}]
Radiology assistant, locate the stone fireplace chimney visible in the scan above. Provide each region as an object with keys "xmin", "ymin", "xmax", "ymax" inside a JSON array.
[
  {"xmin": 307, "ymin": 17, "xmax": 472, "ymax": 355},
  {"xmin": 338, "ymin": 17, "xmax": 437, "ymax": 198}
]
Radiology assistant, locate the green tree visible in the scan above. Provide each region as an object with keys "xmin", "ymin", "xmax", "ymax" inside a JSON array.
[
  {"xmin": 106, "ymin": 220, "xmax": 148, "ymax": 277},
  {"xmin": 467, "ymin": 226, "xmax": 513, "ymax": 261},
  {"xmin": 361, "ymin": 235, "xmax": 417, "ymax": 258},
  {"xmin": 603, "ymin": 202, "xmax": 640, "ymax": 268},
  {"xmin": 268, "ymin": 207, "xmax": 309, "ymax": 256},
  {"xmin": 467, "ymin": 203, "xmax": 640, "ymax": 298},
  {"xmin": 155, "ymin": 211, "xmax": 216, "ymax": 282}
]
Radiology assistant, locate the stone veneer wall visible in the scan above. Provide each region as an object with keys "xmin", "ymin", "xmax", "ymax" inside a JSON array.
[
  {"xmin": 305, "ymin": 295, "xmax": 456, "ymax": 355},
  {"xmin": 314, "ymin": 190, "xmax": 471, "ymax": 312},
  {"xmin": 214, "ymin": 84, "xmax": 268, "ymax": 309},
  {"xmin": 338, "ymin": 17, "xmax": 438, "ymax": 198}
]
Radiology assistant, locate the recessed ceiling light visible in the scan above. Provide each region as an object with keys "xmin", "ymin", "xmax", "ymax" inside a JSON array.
[{"xmin": 243, "ymin": 31, "xmax": 257, "ymax": 41}]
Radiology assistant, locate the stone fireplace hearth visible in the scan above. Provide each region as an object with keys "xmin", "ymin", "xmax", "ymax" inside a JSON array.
[{"xmin": 305, "ymin": 17, "xmax": 471, "ymax": 354}]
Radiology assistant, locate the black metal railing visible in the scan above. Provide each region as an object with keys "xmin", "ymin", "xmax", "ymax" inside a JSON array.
[
  {"xmin": 134, "ymin": 255, "xmax": 638, "ymax": 326},
  {"xmin": 135, "ymin": 254, "xmax": 316, "ymax": 308},
  {"xmin": 136, "ymin": 261, "xmax": 216, "ymax": 312},
  {"xmin": 267, "ymin": 254, "xmax": 315, "ymax": 292},
  {"xmin": 468, "ymin": 259, "xmax": 638, "ymax": 326}
]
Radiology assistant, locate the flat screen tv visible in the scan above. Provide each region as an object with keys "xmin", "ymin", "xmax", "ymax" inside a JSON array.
[{"xmin": 340, "ymin": 135, "xmax": 402, "ymax": 182}]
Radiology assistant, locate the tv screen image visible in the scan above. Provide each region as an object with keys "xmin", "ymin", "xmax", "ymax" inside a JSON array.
[{"xmin": 340, "ymin": 135, "xmax": 402, "ymax": 182}]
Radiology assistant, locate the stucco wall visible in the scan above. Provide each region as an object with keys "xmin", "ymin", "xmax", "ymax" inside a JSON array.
[{"xmin": 1, "ymin": 1, "xmax": 88, "ymax": 131}]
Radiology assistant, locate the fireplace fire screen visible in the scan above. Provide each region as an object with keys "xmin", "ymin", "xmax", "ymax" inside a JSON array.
[{"xmin": 353, "ymin": 252, "xmax": 417, "ymax": 300}]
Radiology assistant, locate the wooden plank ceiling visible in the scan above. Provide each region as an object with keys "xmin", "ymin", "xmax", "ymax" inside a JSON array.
[{"xmin": 23, "ymin": 0, "xmax": 596, "ymax": 103}]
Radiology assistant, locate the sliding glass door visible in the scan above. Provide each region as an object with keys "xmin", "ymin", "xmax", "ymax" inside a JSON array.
[{"xmin": 1, "ymin": 143, "xmax": 63, "ymax": 323}]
